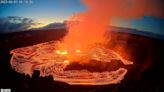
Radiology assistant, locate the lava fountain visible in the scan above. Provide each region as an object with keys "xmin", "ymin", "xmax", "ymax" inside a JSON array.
[
  {"xmin": 10, "ymin": 0, "xmax": 134, "ymax": 85},
  {"xmin": 10, "ymin": 0, "xmax": 163, "ymax": 85}
]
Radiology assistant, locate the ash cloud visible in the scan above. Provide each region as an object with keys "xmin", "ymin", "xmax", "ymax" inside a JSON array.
[{"xmin": 0, "ymin": 16, "xmax": 37, "ymax": 33}]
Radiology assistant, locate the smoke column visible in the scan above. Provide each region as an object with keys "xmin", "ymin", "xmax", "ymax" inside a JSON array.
[{"xmin": 61, "ymin": 0, "xmax": 164, "ymax": 52}]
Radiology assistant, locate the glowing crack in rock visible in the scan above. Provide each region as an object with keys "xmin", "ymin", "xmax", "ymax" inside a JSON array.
[{"xmin": 10, "ymin": 41, "xmax": 133, "ymax": 85}]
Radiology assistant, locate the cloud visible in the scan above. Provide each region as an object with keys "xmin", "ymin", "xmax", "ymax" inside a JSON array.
[{"xmin": 0, "ymin": 16, "xmax": 38, "ymax": 33}]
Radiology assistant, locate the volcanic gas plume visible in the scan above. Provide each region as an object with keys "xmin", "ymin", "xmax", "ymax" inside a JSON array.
[
  {"xmin": 10, "ymin": 0, "xmax": 164, "ymax": 85},
  {"xmin": 61, "ymin": 0, "xmax": 164, "ymax": 56}
]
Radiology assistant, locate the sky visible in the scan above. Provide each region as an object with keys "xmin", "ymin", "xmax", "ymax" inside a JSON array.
[
  {"xmin": 0, "ymin": 0, "xmax": 85, "ymax": 23},
  {"xmin": 0, "ymin": 0, "xmax": 164, "ymax": 35}
]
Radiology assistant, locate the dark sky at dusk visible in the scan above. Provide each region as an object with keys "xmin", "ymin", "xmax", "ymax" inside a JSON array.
[{"xmin": 0, "ymin": 0, "xmax": 164, "ymax": 35}]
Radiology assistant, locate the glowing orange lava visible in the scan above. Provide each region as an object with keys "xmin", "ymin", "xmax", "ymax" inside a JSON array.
[
  {"xmin": 10, "ymin": 41, "xmax": 133, "ymax": 85},
  {"xmin": 9, "ymin": 0, "xmax": 164, "ymax": 86}
]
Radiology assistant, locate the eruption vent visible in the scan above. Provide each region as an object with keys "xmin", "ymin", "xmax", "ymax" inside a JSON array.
[
  {"xmin": 10, "ymin": 0, "xmax": 163, "ymax": 85},
  {"xmin": 10, "ymin": 41, "xmax": 133, "ymax": 85}
]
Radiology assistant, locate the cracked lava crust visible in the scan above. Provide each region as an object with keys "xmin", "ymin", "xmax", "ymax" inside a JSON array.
[{"xmin": 10, "ymin": 41, "xmax": 133, "ymax": 85}]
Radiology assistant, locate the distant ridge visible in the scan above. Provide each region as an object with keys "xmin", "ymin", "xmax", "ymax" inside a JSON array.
[
  {"xmin": 1, "ymin": 23, "xmax": 163, "ymax": 40},
  {"xmin": 110, "ymin": 26, "xmax": 164, "ymax": 40}
]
